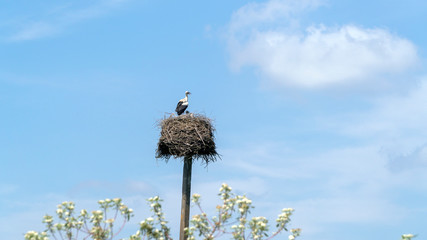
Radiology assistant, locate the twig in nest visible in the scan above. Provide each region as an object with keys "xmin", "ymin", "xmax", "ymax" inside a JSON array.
[{"xmin": 195, "ymin": 127, "xmax": 205, "ymax": 145}]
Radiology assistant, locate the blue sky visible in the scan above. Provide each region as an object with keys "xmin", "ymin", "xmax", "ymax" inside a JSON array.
[{"xmin": 1, "ymin": 0, "xmax": 427, "ymax": 239}]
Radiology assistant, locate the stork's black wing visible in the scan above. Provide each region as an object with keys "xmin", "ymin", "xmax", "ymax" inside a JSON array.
[
  {"xmin": 175, "ymin": 101, "xmax": 188, "ymax": 115},
  {"xmin": 176, "ymin": 101, "xmax": 183, "ymax": 111}
]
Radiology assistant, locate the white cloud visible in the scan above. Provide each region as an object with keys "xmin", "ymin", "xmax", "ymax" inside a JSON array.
[{"xmin": 227, "ymin": 0, "xmax": 419, "ymax": 89}]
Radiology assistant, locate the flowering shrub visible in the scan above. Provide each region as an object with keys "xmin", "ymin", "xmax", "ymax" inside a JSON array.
[
  {"xmin": 401, "ymin": 234, "xmax": 416, "ymax": 240},
  {"xmin": 186, "ymin": 183, "xmax": 300, "ymax": 240},
  {"xmin": 128, "ymin": 196, "xmax": 171, "ymax": 240},
  {"xmin": 25, "ymin": 183, "xmax": 414, "ymax": 240},
  {"xmin": 25, "ymin": 199, "xmax": 133, "ymax": 240}
]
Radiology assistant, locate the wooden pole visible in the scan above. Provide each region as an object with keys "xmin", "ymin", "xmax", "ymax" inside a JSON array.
[{"xmin": 179, "ymin": 155, "xmax": 192, "ymax": 240}]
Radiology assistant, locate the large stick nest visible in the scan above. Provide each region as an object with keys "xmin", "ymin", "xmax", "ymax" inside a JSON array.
[{"xmin": 156, "ymin": 114, "xmax": 219, "ymax": 164}]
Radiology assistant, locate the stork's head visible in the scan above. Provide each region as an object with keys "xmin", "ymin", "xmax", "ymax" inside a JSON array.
[{"xmin": 185, "ymin": 91, "xmax": 191, "ymax": 96}]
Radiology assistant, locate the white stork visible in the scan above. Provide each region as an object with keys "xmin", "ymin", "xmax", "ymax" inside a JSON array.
[{"xmin": 175, "ymin": 91, "xmax": 191, "ymax": 115}]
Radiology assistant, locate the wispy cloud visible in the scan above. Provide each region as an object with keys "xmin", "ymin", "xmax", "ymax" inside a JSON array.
[
  {"xmin": 9, "ymin": 22, "xmax": 56, "ymax": 41},
  {"xmin": 0, "ymin": 183, "xmax": 18, "ymax": 195},
  {"xmin": 341, "ymin": 77, "xmax": 427, "ymax": 139},
  {"xmin": 318, "ymin": 76, "xmax": 427, "ymax": 176},
  {"xmin": 227, "ymin": 0, "xmax": 419, "ymax": 89},
  {"xmin": 68, "ymin": 180, "xmax": 153, "ymax": 198},
  {"xmin": 228, "ymin": 0, "xmax": 322, "ymax": 33},
  {"xmin": 387, "ymin": 143, "xmax": 427, "ymax": 173},
  {"xmin": 7, "ymin": 0, "xmax": 131, "ymax": 41},
  {"xmin": 217, "ymin": 141, "xmax": 424, "ymax": 239}
]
